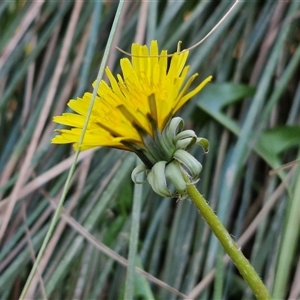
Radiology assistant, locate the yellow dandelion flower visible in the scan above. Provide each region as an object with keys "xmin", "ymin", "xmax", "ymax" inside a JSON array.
[{"xmin": 52, "ymin": 40, "xmax": 212, "ymax": 167}]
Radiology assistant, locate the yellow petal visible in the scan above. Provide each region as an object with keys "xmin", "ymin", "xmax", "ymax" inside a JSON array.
[{"xmin": 52, "ymin": 40, "xmax": 212, "ymax": 154}]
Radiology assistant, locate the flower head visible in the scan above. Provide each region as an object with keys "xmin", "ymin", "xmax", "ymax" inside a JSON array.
[
  {"xmin": 53, "ymin": 40, "xmax": 211, "ymax": 198},
  {"xmin": 52, "ymin": 40, "xmax": 211, "ymax": 168}
]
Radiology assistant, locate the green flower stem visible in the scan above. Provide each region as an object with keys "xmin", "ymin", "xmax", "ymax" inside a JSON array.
[
  {"xmin": 185, "ymin": 183, "xmax": 272, "ymax": 300},
  {"xmin": 18, "ymin": 2, "xmax": 125, "ymax": 299},
  {"xmin": 124, "ymin": 158, "xmax": 143, "ymax": 300}
]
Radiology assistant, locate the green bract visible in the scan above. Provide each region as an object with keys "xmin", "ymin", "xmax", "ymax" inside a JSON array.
[{"xmin": 131, "ymin": 117, "xmax": 209, "ymax": 199}]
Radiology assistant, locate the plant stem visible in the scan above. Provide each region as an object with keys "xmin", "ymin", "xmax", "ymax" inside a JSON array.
[
  {"xmin": 186, "ymin": 183, "xmax": 272, "ymax": 300},
  {"xmin": 124, "ymin": 158, "xmax": 143, "ymax": 299},
  {"xmin": 18, "ymin": 2, "xmax": 125, "ymax": 299}
]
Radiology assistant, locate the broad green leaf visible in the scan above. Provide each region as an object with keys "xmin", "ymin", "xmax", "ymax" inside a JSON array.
[
  {"xmin": 195, "ymin": 83, "xmax": 256, "ymax": 134},
  {"xmin": 256, "ymin": 126, "xmax": 300, "ymax": 168}
]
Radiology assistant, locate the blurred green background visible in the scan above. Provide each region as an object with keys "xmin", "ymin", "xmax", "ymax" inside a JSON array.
[{"xmin": 1, "ymin": 1, "xmax": 300, "ymax": 299}]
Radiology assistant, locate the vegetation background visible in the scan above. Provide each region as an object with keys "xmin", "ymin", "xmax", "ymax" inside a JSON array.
[{"xmin": 1, "ymin": 1, "xmax": 300, "ymax": 299}]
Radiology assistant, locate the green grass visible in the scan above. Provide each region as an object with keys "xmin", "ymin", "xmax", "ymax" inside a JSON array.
[{"xmin": 1, "ymin": 1, "xmax": 300, "ymax": 299}]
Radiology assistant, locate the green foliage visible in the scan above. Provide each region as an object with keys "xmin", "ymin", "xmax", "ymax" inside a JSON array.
[
  {"xmin": 196, "ymin": 83, "xmax": 256, "ymax": 134},
  {"xmin": 257, "ymin": 126, "xmax": 300, "ymax": 167},
  {"xmin": 1, "ymin": 1, "xmax": 300, "ymax": 299}
]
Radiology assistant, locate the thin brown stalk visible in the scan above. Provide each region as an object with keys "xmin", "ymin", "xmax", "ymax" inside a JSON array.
[
  {"xmin": 134, "ymin": 0, "xmax": 149, "ymax": 44},
  {"xmin": 0, "ymin": 1, "xmax": 84, "ymax": 242},
  {"xmin": 0, "ymin": 150, "xmax": 96, "ymax": 212},
  {"xmin": 39, "ymin": 17, "xmax": 92, "ymax": 149},
  {"xmin": 0, "ymin": 1, "xmax": 44, "ymax": 70},
  {"xmin": 21, "ymin": 204, "xmax": 47, "ymax": 300},
  {"xmin": 288, "ymin": 256, "xmax": 300, "ymax": 299},
  {"xmin": 48, "ymin": 198, "xmax": 188, "ymax": 299},
  {"xmin": 25, "ymin": 159, "xmax": 91, "ymax": 298}
]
